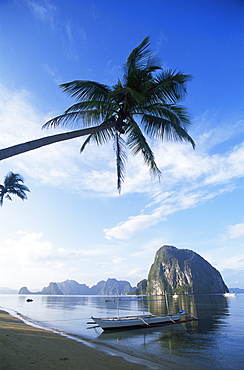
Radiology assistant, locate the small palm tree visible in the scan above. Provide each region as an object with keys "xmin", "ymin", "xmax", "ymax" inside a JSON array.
[
  {"xmin": 43, "ymin": 37, "xmax": 195, "ymax": 191},
  {"xmin": 0, "ymin": 172, "xmax": 30, "ymax": 206}
]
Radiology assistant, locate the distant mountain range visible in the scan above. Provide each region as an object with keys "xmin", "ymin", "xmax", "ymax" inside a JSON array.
[
  {"xmin": 1, "ymin": 284, "xmax": 244, "ymax": 295},
  {"xmin": 0, "ymin": 287, "xmax": 18, "ymax": 294},
  {"xmin": 228, "ymin": 288, "xmax": 244, "ymax": 294},
  {"xmin": 18, "ymin": 278, "xmax": 136, "ymax": 295}
]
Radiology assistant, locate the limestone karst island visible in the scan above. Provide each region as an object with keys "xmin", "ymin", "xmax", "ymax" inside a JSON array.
[{"xmin": 19, "ymin": 245, "xmax": 229, "ymax": 295}]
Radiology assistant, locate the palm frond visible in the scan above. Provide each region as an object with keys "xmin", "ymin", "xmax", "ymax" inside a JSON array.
[
  {"xmin": 126, "ymin": 37, "xmax": 151, "ymax": 71},
  {"xmin": 64, "ymin": 100, "xmax": 118, "ymax": 114},
  {"xmin": 126, "ymin": 37, "xmax": 161, "ymax": 72},
  {"xmin": 1, "ymin": 172, "xmax": 30, "ymax": 206},
  {"xmin": 164, "ymin": 122, "xmax": 195, "ymax": 148},
  {"xmin": 4, "ymin": 172, "xmax": 24, "ymax": 186},
  {"xmin": 124, "ymin": 37, "xmax": 161, "ymax": 96},
  {"xmin": 6, "ymin": 187, "xmax": 29, "ymax": 200},
  {"xmin": 126, "ymin": 119, "xmax": 161, "ymax": 178},
  {"xmin": 42, "ymin": 111, "xmax": 102, "ymax": 130},
  {"xmin": 80, "ymin": 116, "xmax": 117, "ymax": 152},
  {"xmin": 150, "ymin": 70, "xmax": 192, "ymax": 103},
  {"xmin": 60, "ymin": 80, "xmax": 111, "ymax": 102},
  {"xmin": 114, "ymin": 133, "xmax": 127, "ymax": 192},
  {"xmin": 110, "ymin": 87, "xmax": 146, "ymax": 107},
  {"xmin": 141, "ymin": 113, "xmax": 195, "ymax": 148},
  {"xmin": 141, "ymin": 104, "xmax": 191, "ymax": 126}
]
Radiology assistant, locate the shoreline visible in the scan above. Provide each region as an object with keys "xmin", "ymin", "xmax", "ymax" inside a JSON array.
[
  {"xmin": 0, "ymin": 309, "xmax": 180, "ymax": 370},
  {"xmin": 0, "ymin": 309, "xmax": 210, "ymax": 370}
]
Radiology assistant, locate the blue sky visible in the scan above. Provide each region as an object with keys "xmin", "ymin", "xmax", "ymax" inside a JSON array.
[{"xmin": 0, "ymin": 0, "xmax": 243, "ymax": 291}]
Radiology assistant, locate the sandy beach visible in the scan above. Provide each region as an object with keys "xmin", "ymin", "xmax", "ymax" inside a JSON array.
[
  {"xmin": 0, "ymin": 309, "xmax": 210, "ymax": 370},
  {"xmin": 0, "ymin": 310, "xmax": 157, "ymax": 370}
]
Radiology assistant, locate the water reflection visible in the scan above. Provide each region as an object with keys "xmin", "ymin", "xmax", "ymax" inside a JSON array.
[
  {"xmin": 98, "ymin": 322, "xmax": 187, "ymax": 342},
  {"xmin": 97, "ymin": 294, "xmax": 232, "ymax": 368},
  {"xmin": 5, "ymin": 293, "xmax": 242, "ymax": 368},
  {"xmin": 142, "ymin": 294, "xmax": 229, "ymax": 333},
  {"xmin": 43, "ymin": 295, "xmax": 89, "ymax": 310},
  {"xmin": 98, "ymin": 294, "xmax": 230, "ymax": 346}
]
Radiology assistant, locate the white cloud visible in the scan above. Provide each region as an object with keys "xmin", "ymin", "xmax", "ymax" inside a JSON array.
[
  {"xmin": 0, "ymin": 231, "xmax": 126, "ymax": 289},
  {"xmin": 103, "ymin": 124, "xmax": 244, "ymax": 239},
  {"xmin": 127, "ymin": 267, "xmax": 145, "ymax": 278},
  {"xmin": 130, "ymin": 238, "xmax": 165, "ymax": 259},
  {"xmin": 203, "ymin": 245, "xmax": 244, "ymax": 273},
  {"xmin": 1, "ymin": 84, "xmax": 243, "ymax": 239},
  {"xmin": 112, "ymin": 257, "xmax": 126, "ymax": 264},
  {"xmin": 205, "ymin": 145, "xmax": 244, "ymax": 184},
  {"xmin": 0, "ymin": 231, "xmax": 71, "ymax": 266},
  {"xmin": 103, "ymin": 187, "xmax": 232, "ymax": 240},
  {"xmin": 227, "ymin": 223, "xmax": 244, "ymax": 239},
  {"xmin": 217, "ymin": 223, "xmax": 244, "ymax": 243},
  {"xmin": 0, "ymin": 84, "xmax": 118, "ymax": 195},
  {"xmin": 104, "ymin": 212, "xmax": 161, "ymax": 240}
]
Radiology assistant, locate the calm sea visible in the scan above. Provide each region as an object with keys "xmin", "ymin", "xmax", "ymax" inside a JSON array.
[{"xmin": 0, "ymin": 293, "xmax": 243, "ymax": 369}]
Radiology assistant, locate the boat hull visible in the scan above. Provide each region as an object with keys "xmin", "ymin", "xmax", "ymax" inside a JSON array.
[{"xmin": 91, "ymin": 312, "xmax": 184, "ymax": 331}]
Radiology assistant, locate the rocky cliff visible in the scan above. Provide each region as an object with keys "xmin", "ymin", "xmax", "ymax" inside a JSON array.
[
  {"xmin": 147, "ymin": 245, "xmax": 229, "ymax": 294},
  {"xmin": 41, "ymin": 282, "xmax": 63, "ymax": 295},
  {"xmin": 57, "ymin": 280, "xmax": 90, "ymax": 295},
  {"xmin": 89, "ymin": 278, "xmax": 134, "ymax": 295}
]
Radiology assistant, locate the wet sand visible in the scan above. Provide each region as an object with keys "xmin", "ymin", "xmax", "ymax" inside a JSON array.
[
  {"xmin": 0, "ymin": 310, "xmax": 158, "ymax": 369},
  {"xmin": 0, "ymin": 310, "xmax": 208, "ymax": 370}
]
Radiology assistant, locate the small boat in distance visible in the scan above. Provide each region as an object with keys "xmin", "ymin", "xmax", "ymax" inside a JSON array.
[
  {"xmin": 88, "ymin": 310, "xmax": 185, "ymax": 331},
  {"xmin": 223, "ymin": 292, "xmax": 236, "ymax": 297},
  {"xmin": 172, "ymin": 294, "xmax": 178, "ymax": 298}
]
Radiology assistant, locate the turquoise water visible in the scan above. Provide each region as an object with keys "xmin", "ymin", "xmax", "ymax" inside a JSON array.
[{"xmin": 0, "ymin": 294, "xmax": 243, "ymax": 369}]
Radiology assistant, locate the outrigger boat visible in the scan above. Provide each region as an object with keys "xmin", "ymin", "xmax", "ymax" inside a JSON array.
[{"xmin": 88, "ymin": 310, "xmax": 186, "ymax": 331}]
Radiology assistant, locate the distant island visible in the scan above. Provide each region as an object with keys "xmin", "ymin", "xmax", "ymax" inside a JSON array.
[
  {"xmin": 228, "ymin": 288, "xmax": 244, "ymax": 294},
  {"xmin": 16, "ymin": 245, "xmax": 243, "ymax": 295},
  {"xmin": 0, "ymin": 287, "xmax": 18, "ymax": 294},
  {"xmin": 19, "ymin": 278, "xmax": 136, "ymax": 295}
]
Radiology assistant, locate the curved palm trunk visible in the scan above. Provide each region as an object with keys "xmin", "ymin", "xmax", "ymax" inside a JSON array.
[{"xmin": 0, "ymin": 122, "xmax": 116, "ymax": 161}]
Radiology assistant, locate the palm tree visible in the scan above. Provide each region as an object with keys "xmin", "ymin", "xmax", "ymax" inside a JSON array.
[
  {"xmin": 0, "ymin": 172, "xmax": 30, "ymax": 206},
  {"xmin": 0, "ymin": 37, "xmax": 195, "ymax": 191}
]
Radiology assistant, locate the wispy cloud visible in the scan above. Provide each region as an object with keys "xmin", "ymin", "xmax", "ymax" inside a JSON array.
[
  {"xmin": 26, "ymin": 1, "xmax": 86, "ymax": 60},
  {"xmin": 218, "ymin": 223, "xmax": 244, "ymax": 242},
  {"xmin": 43, "ymin": 64, "xmax": 62, "ymax": 85},
  {"xmin": 227, "ymin": 223, "xmax": 244, "ymax": 239},
  {"xmin": 0, "ymin": 84, "xmax": 243, "ymax": 232},
  {"xmin": 104, "ymin": 185, "xmax": 237, "ymax": 240},
  {"xmin": 103, "ymin": 120, "xmax": 244, "ymax": 239},
  {"xmin": 203, "ymin": 245, "xmax": 244, "ymax": 273},
  {"xmin": 26, "ymin": 0, "xmax": 58, "ymax": 29},
  {"xmin": 193, "ymin": 223, "xmax": 244, "ymax": 285}
]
